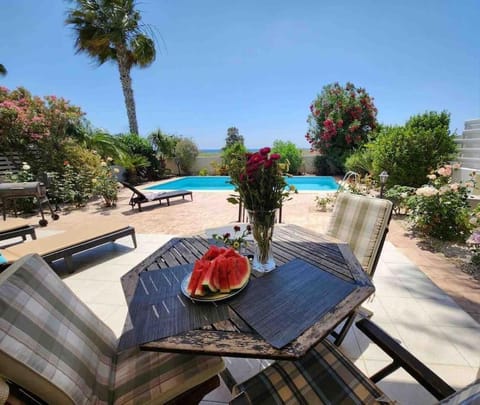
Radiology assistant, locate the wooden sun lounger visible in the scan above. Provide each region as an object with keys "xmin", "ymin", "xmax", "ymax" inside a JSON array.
[
  {"xmin": 0, "ymin": 221, "xmax": 136, "ymax": 273},
  {"xmin": 0, "ymin": 218, "xmax": 36, "ymax": 243},
  {"xmin": 121, "ymin": 181, "xmax": 193, "ymax": 212}
]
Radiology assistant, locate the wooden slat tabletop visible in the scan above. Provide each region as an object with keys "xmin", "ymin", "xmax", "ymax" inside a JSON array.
[{"xmin": 120, "ymin": 224, "xmax": 374, "ymax": 360}]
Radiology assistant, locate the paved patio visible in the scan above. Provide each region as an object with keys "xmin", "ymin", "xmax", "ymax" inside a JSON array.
[{"xmin": 1, "ymin": 186, "xmax": 479, "ymax": 403}]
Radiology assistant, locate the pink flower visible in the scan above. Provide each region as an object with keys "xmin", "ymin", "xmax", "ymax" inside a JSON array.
[
  {"xmin": 259, "ymin": 147, "xmax": 271, "ymax": 155},
  {"xmin": 270, "ymin": 153, "xmax": 280, "ymax": 160}
]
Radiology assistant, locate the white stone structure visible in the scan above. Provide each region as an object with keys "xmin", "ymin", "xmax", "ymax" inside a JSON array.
[{"xmin": 455, "ymin": 119, "xmax": 480, "ymax": 180}]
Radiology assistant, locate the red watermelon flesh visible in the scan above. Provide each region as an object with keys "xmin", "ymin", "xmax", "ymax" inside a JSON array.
[
  {"xmin": 217, "ymin": 257, "xmax": 231, "ymax": 293},
  {"xmin": 202, "ymin": 245, "xmax": 222, "ymax": 260},
  {"xmin": 229, "ymin": 256, "xmax": 251, "ymax": 290},
  {"xmin": 187, "ymin": 260, "xmax": 207, "ymax": 295},
  {"xmin": 201, "ymin": 260, "xmax": 218, "ymax": 292}
]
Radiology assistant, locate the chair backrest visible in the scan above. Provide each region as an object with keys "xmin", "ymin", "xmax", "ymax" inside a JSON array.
[
  {"xmin": 120, "ymin": 181, "xmax": 146, "ymax": 200},
  {"xmin": 326, "ymin": 192, "xmax": 393, "ymax": 277},
  {"xmin": 0, "ymin": 254, "xmax": 117, "ymax": 404}
]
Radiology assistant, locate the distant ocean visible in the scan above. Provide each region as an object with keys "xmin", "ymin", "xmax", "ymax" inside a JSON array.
[
  {"xmin": 200, "ymin": 148, "xmax": 259, "ymax": 154},
  {"xmin": 200, "ymin": 148, "xmax": 310, "ymax": 154}
]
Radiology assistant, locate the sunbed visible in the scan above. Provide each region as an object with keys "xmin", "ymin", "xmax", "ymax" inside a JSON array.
[
  {"xmin": 120, "ymin": 181, "xmax": 193, "ymax": 211},
  {"xmin": 0, "ymin": 220, "xmax": 136, "ymax": 272},
  {"xmin": 0, "ymin": 218, "xmax": 36, "ymax": 243}
]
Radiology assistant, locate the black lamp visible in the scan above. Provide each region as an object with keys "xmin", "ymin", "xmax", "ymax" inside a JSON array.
[{"xmin": 379, "ymin": 171, "xmax": 389, "ymax": 198}]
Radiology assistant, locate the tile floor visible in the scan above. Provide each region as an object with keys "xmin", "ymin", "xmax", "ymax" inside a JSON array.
[{"xmin": 17, "ymin": 228, "xmax": 476, "ymax": 405}]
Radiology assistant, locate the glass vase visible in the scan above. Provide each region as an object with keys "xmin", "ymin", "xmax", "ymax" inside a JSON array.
[{"xmin": 247, "ymin": 209, "xmax": 276, "ymax": 273}]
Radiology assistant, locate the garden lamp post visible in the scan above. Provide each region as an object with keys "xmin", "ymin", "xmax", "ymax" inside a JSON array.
[{"xmin": 379, "ymin": 171, "xmax": 389, "ymax": 198}]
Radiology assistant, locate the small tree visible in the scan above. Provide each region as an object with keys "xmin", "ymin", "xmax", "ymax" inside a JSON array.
[
  {"xmin": 223, "ymin": 142, "xmax": 247, "ymax": 174},
  {"xmin": 306, "ymin": 82, "xmax": 378, "ymax": 173},
  {"xmin": 175, "ymin": 137, "xmax": 199, "ymax": 175},
  {"xmin": 224, "ymin": 127, "xmax": 244, "ymax": 148},
  {"xmin": 148, "ymin": 129, "xmax": 179, "ymax": 176},
  {"xmin": 272, "ymin": 140, "xmax": 303, "ymax": 174}
]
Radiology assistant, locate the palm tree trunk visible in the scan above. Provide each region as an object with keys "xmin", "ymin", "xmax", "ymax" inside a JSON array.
[{"xmin": 116, "ymin": 45, "xmax": 139, "ymax": 135}]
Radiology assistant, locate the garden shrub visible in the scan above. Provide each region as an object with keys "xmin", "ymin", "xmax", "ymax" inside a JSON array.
[
  {"xmin": 407, "ymin": 164, "xmax": 473, "ymax": 241},
  {"xmin": 57, "ymin": 162, "xmax": 94, "ymax": 207},
  {"xmin": 370, "ymin": 111, "xmax": 458, "ymax": 187},
  {"xmin": 344, "ymin": 146, "xmax": 374, "ymax": 176},
  {"xmin": 174, "ymin": 138, "xmax": 199, "ymax": 175},
  {"xmin": 305, "ymin": 82, "xmax": 378, "ymax": 172},
  {"xmin": 0, "ymin": 86, "xmax": 85, "ymax": 176},
  {"xmin": 314, "ymin": 155, "xmax": 344, "ymax": 175},
  {"xmin": 5, "ymin": 162, "xmax": 36, "ymax": 214},
  {"xmin": 118, "ymin": 133, "xmax": 160, "ymax": 180},
  {"xmin": 92, "ymin": 159, "xmax": 120, "ymax": 207},
  {"xmin": 198, "ymin": 168, "xmax": 208, "ymax": 176},
  {"xmin": 272, "ymin": 140, "xmax": 303, "ymax": 174},
  {"xmin": 384, "ymin": 185, "xmax": 416, "ymax": 215}
]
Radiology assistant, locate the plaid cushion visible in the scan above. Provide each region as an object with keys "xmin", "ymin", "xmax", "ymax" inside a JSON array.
[
  {"xmin": 113, "ymin": 348, "xmax": 225, "ymax": 404},
  {"xmin": 326, "ymin": 193, "xmax": 393, "ymax": 275},
  {"xmin": 439, "ymin": 379, "xmax": 480, "ymax": 404},
  {"xmin": 233, "ymin": 338, "xmax": 391, "ymax": 404},
  {"xmin": 0, "ymin": 254, "xmax": 225, "ymax": 405},
  {"xmin": 0, "ymin": 254, "xmax": 117, "ymax": 405}
]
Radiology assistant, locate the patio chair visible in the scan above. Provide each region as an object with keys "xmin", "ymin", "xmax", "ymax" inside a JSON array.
[
  {"xmin": 120, "ymin": 181, "xmax": 193, "ymax": 212},
  {"xmin": 231, "ymin": 318, "xmax": 479, "ymax": 404},
  {"xmin": 326, "ymin": 192, "xmax": 393, "ymax": 345},
  {"xmin": 0, "ymin": 254, "xmax": 225, "ymax": 404},
  {"xmin": 0, "ymin": 219, "xmax": 136, "ymax": 272},
  {"xmin": 0, "ymin": 218, "xmax": 36, "ymax": 243}
]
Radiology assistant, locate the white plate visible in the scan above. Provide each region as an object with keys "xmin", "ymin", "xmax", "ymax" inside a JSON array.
[{"xmin": 180, "ymin": 272, "xmax": 249, "ymax": 302}]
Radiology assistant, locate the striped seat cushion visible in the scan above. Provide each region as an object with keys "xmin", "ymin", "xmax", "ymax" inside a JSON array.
[
  {"xmin": 0, "ymin": 254, "xmax": 225, "ymax": 405},
  {"xmin": 113, "ymin": 348, "xmax": 225, "ymax": 404},
  {"xmin": 233, "ymin": 338, "xmax": 392, "ymax": 404},
  {"xmin": 326, "ymin": 193, "xmax": 393, "ymax": 275},
  {"xmin": 0, "ymin": 254, "xmax": 117, "ymax": 404}
]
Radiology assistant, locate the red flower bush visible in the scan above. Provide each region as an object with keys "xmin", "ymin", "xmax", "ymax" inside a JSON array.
[{"xmin": 305, "ymin": 82, "xmax": 378, "ymax": 156}]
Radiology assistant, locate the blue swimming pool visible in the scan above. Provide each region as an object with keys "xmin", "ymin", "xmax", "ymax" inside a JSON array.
[{"xmin": 146, "ymin": 176, "xmax": 339, "ymax": 192}]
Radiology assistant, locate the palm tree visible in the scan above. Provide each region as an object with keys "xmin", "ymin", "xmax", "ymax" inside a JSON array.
[
  {"xmin": 0, "ymin": 64, "xmax": 7, "ymax": 76},
  {"xmin": 65, "ymin": 0, "xmax": 156, "ymax": 135}
]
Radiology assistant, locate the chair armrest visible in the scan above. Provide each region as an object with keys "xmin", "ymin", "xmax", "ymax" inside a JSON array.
[{"xmin": 356, "ymin": 318, "xmax": 455, "ymax": 400}]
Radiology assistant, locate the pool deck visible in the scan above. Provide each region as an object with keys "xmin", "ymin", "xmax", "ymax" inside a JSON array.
[{"xmin": 1, "ymin": 185, "xmax": 479, "ymax": 404}]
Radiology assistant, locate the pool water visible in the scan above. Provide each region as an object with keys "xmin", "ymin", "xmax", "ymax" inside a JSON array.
[{"xmin": 146, "ymin": 176, "xmax": 338, "ymax": 192}]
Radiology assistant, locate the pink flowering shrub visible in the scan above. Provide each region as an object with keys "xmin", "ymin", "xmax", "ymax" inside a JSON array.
[
  {"xmin": 407, "ymin": 164, "xmax": 474, "ymax": 241},
  {"xmin": 305, "ymin": 82, "xmax": 378, "ymax": 172},
  {"xmin": 0, "ymin": 86, "xmax": 84, "ymax": 172}
]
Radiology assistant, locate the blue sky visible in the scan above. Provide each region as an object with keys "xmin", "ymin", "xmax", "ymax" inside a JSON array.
[{"xmin": 1, "ymin": 0, "xmax": 479, "ymax": 149}]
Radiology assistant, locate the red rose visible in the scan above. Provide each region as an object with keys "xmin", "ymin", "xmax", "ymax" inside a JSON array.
[
  {"xmin": 234, "ymin": 225, "xmax": 241, "ymax": 232},
  {"xmin": 264, "ymin": 159, "xmax": 273, "ymax": 168},
  {"xmin": 270, "ymin": 153, "xmax": 280, "ymax": 160},
  {"xmin": 259, "ymin": 147, "xmax": 271, "ymax": 155}
]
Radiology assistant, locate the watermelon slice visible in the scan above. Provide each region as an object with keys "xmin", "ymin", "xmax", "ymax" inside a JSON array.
[
  {"xmin": 186, "ymin": 260, "xmax": 207, "ymax": 295},
  {"xmin": 229, "ymin": 256, "xmax": 251, "ymax": 290},
  {"xmin": 217, "ymin": 256, "xmax": 231, "ymax": 293},
  {"xmin": 202, "ymin": 260, "xmax": 218, "ymax": 292}
]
